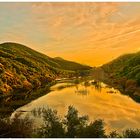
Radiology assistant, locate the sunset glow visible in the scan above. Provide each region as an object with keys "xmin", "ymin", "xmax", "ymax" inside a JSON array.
[{"xmin": 0, "ymin": 2, "xmax": 140, "ymax": 66}]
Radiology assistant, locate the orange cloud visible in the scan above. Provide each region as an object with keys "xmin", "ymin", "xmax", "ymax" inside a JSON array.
[{"xmin": 1, "ymin": 2, "xmax": 140, "ymax": 66}]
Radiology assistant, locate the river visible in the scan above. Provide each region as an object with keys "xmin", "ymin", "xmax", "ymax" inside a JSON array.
[{"xmin": 11, "ymin": 78, "xmax": 140, "ymax": 133}]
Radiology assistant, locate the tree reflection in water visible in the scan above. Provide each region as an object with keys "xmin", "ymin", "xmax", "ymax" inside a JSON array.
[
  {"xmin": 91, "ymin": 81, "xmax": 102, "ymax": 93},
  {"xmin": 75, "ymin": 81, "xmax": 90, "ymax": 96},
  {"xmin": 74, "ymin": 80, "xmax": 103, "ymax": 96}
]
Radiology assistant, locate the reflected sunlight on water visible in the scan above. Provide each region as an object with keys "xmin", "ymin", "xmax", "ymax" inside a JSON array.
[{"xmin": 11, "ymin": 80, "xmax": 140, "ymax": 133}]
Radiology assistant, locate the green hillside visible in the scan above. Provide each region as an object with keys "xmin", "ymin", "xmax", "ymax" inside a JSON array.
[
  {"xmin": 53, "ymin": 57, "xmax": 90, "ymax": 71},
  {"xmin": 102, "ymin": 51, "xmax": 140, "ymax": 101},
  {"xmin": 0, "ymin": 42, "xmax": 91, "ymax": 116}
]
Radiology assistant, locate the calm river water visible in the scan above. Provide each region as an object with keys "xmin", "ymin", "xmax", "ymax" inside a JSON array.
[{"xmin": 11, "ymin": 79, "xmax": 140, "ymax": 132}]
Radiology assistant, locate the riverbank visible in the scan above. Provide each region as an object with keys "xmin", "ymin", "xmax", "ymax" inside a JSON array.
[
  {"xmin": 0, "ymin": 76, "xmax": 92, "ymax": 118},
  {"xmin": 92, "ymin": 67, "xmax": 140, "ymax": 103},
  {"xmin": 0, "ymin": 81, "xmax": 56, "ymax": 118},
  {"xmin": 105, "ymin": 77, "xmax": 140, "ymax": 103}
]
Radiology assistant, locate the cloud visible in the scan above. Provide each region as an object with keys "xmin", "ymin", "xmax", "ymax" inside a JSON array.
[{"xmin": 1, "ymin": 2, "xmax": 140, "ymax": 66}]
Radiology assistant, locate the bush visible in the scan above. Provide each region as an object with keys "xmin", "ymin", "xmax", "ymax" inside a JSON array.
[
  {"xmin": 35, "ymin": 108, "xmax": 65, "ymax": 138},
  {"xmin": 1, "ymin": 106, "xmax": 140, "ymax": 138},
  {"xmin": 123, "ymin": 129, "xmax": 140, "ymax": 138},
  {"xmin": 82, "ymin": 119, "xmax": 106, "ymax": 138},
  {"xmin": 0, "ymin": 113, "xmax": 33, "ymax": 138},
  {"xmin": 109, "ymin": 130, "xmax": 121, "ymax": 138},
  {"xmin": 125, "ymin": 79, "xmax": 137, "ymax": 94},
  {"xmin": 64, "ymin": 106, "xmax": 88, "ymax": 138},
  {"xmin": 34, "ymin": 106, "xmax": 105, "ymax": 138}
]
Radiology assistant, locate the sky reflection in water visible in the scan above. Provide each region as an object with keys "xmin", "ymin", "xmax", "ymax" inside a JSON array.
[{"xmin": 12, "ymin": 80, "xmax": 140, "ymax": 133}]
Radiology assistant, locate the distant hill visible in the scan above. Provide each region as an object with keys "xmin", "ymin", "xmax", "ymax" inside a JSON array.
[
  {"xmin": 53, "ymin": 57, "xmax": 90, "ymax": 71},
  {"xmin": 102, "ymin": 51, "xmax": 140, "ymax": 101},
  {"xmin": 102, "ymin": 52, "xmax": 140, "ymax": 85}
]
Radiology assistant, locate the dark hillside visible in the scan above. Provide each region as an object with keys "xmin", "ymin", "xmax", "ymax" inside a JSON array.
[
  {"xmin": 53, "ymin": 57, "xmax": 90, "ymax": 71},
  {"xmin": 102, "ymin": 51, "xmax": 140, "ymax": 102}
]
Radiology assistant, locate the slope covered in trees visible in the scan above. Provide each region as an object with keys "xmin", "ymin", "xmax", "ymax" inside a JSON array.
[
  {"xmin": 102, "ymin": 51, "xmax": 140, "ymax": 101},
  {"xmin": 0, "ymin": 42, "xmax": 91, "ymax": 116},
  {"xmin": 53, "ymin": 57, "xmax": 90, "ymax": 71}
]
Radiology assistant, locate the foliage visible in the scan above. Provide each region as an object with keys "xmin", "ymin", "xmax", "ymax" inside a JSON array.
[
  {"xmin": 34, "ymin": 108, "xmax": 65, "ymax": 138},
  {"xmin": 53, "ymin": 57, "xmax": 91, "ymax": 71},
  {"xmin": 108, "ymin": 130, "xmax": 121, "ymax": 138},
  {"xmin": 102, "ymin": 52, "xmax": 140, "ymax": 86},
  {"xmin": 123, "ymin": 129, "xmax": 140, "ymax": 138},
  {"xmin": 33, "ymin": 106, "xmax": 105, "ymax": 138},
  {"xmin": 102, "ymin": 51, "xmax": 140, "ymax": 100},
  {"xmin": 0, "ymin": 113, "xmax": 33, "ymax": 138},
  {"xmin": 64, "ymin": 106, "xmax": 88, "ymax": 138},
  {"xmin": 1, "ymin": 106, "xmax": 140, "ymax": 138},
  {"xmin": 0, "ymin": 42, "xmax": 91, "ymax": 95},
  {"xmin": 82, "ymin": 119, "xmax": 106, "ymax": 138}
]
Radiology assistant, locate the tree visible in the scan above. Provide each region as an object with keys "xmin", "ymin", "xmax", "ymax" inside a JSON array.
[
  {"xmin": 108, "ymin": 130, "xmax": 121, "ymax": 138},
  {"xmin": 125, "ymin": 79, "xmax": 137, "ymax": 94},
  {"xmin": 34, "ymin": 106, "xmax": 88, "ymax": 138},
  {"xmin": 35, "ymin": 108, "xmax": 65, "ymax": 138},
  {"xmin": 118, "ymin": 77, "xmax": 127, "ymax": 91},
  {"xmin": 0, "ymin": 113, "xmax": 33, "ymax": 138},
  {"xmin": 64, "ymin": 106, "xmax": 88, "ymax": 138},
  {"xmin": 123, "ymin": 129, "xmax": 140, "ymax": 138},
  {"xmin": 82, "ymin": 119, "xmax": 106, "ymax": 138}
]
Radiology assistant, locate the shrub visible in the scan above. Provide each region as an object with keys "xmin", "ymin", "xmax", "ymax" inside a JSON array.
[
  {"xmin": 123, "ymin": 129, "xmax": 140, "ymax": 138},
  {"xmin": 0, "ymin": 113, "xmax": 33, "ymax": 138}
]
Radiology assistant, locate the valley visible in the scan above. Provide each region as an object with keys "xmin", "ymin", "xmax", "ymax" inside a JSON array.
[{"xmin": 0, "ymin": 42, "xmax": 140, "ymax": 137}]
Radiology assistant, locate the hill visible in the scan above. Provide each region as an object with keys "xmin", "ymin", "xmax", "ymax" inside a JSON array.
[
  {"xmin": 0, "ymin": 42, "xmax": 91, "ymax": 116},
  {"xmin": 53, "ymin": 57, "xmax": 90, "ymax": 71},
  {"xmin": 102, "ymin": 51, "xmax": 140, "ymax": 101}
]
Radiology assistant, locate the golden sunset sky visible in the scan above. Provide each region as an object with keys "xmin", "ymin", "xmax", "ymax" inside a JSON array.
[{"xmin": 0, "ymin": 2, "xmax": 140, "ymax": 66}]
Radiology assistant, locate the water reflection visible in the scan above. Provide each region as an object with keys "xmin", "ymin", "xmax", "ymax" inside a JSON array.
[
  {"xmin": 75, "ymin": 87, "xmax": 89, "ymax": 96},
  {"xmin": 12, "ymin": 78, "xmax": 140, "ymax": 133},
  {"xmin": 51, "ymin": 83, "xmax": 75, "ymax": 91},
  {"xmin": 75, "ymin": 89, "xmax": 89, "ymax": 96},
  {"xmin": 92, "ymin": 81, "xmax": 102, "ymax": 93},
  {"xmin": 84, "ymin": 81, "xmax": 91, "ymax": 87}
]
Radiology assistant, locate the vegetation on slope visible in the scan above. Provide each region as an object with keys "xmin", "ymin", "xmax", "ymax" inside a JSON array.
[
  {"xmin": 1, "ymin": 106, "xmax": 140, "ymax": 138},
  {"xmin": 0, "ymin": 42, "xmax": 91, "ymax": 116},
  {"xmin": 102, "ymin": 51, "xmax": 140, "ymax": 101},
  {"xmin": 53, "ymin": 57, "xmax": 90, "ymax": 71}
]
